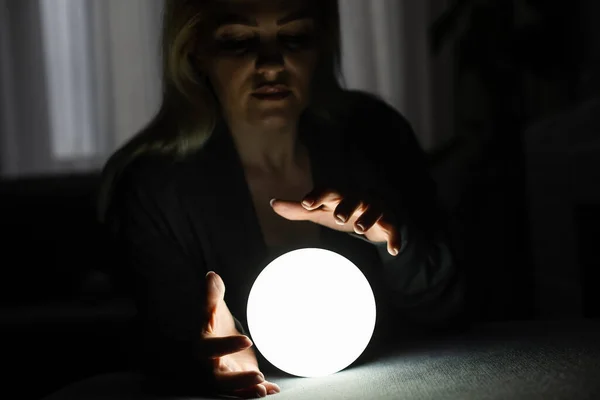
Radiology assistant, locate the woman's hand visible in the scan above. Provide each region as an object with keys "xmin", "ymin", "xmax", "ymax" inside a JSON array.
[
  {"xmin": 271, "ymin": 188, "xmax": 402, "ymax": 256},
  {"xmin": 202, "ymin": 271, "xmax": 280, "ymax": 398}
]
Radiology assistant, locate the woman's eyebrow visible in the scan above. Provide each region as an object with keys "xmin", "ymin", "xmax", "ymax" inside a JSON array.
[
  {"xmin": 216, "ymin": 13, "xmax": 258, "ymax": 27},
  {"xmin": 277, "ymin": 8, "xmax": 313, "ymax": 25},
  {"xmin": 215, "ymin": 8, "xmax": 313, "ymax": 28}
]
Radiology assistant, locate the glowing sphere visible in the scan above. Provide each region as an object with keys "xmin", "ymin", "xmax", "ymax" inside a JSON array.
[{"xmin": 246, "ymin": 248, "xmax": 376, "ymax": 378}]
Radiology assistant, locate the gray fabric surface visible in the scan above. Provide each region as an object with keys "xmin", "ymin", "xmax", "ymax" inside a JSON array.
[{"xmin": 43, "ymin": 320, "xmax": 600, "ymax": 400}]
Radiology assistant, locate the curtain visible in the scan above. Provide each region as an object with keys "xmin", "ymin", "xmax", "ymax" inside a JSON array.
[
  {"xmin": 0, "ymin": 0, "xmax": 446, "ymax": 177},
  {"xmin": 338, "ymin": 0, "xmax": 442, "ymax": 151},
  {"xmin": 0, "ymin": 0, "xmax": 162, "ymax": 177}
]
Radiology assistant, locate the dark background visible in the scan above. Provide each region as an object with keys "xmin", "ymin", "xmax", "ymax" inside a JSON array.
[{"xmin": 1, "ymin": 0, "xmax": 599, "ymax": 398}]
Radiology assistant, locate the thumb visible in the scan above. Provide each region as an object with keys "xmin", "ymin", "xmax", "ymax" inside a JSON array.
[
  {"xmin": 271, "ymin": 199, "xmax": 314, "ymax": 221},
  {"xmin": 205, "ymin": 271, "xmax": 225, "ymax": 332},
  {"xmin": 206, "ymin": 271, "xmax": 225, "ymax": 308}
]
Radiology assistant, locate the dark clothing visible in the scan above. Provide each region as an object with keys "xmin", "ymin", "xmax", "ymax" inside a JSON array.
[{"xmin": 106, "ymin": 90, "xmax": 463, "ymax": 386}]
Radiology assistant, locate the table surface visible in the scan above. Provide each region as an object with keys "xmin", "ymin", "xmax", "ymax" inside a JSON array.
[{"xmin": 44, "ymin": 319, "xmax": 600, "ymax": 400}]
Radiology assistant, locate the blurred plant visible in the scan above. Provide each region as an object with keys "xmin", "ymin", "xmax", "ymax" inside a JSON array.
[
  {"xmin": 425, "ymin": 0, "xmax": 585, "ymax": 321},
  {"xmin": 429, "ymin": 0, "xmax": 582, "ymax": 127}
]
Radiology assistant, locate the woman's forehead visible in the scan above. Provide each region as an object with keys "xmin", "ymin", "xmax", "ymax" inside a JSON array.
[{"xmin": 209, "ymin": 0, "xmax": 313, "ymax": 19}]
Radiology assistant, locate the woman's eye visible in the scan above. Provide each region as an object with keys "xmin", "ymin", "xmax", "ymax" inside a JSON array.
[
  {"xmin": 279, "ymin": 34, "xmax": 314, "ymax": 51},
  {"xmin": 214, "ymin": 33, "xmax": 314, "ymax": 54},
  {"xmin": 215, "ymin": 36, "xmax": 258, "ymax": 54}
]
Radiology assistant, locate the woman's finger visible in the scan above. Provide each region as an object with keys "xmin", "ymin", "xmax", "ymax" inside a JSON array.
[
  {"xmin": 262, "ymin": 381, "xmax": 281, "ymax": 395},
  {"xmin": 377, "ymin": 218, "xmax": 402, "ymax": 256},
  {"xmin": 333, "ymin": 197, "xmax": 363, "ymax": 225},
  {"xmin": 204, "ymin": 305, "xmax": 217, "ymax": 334},
  {"xmin": 199, "ymin": 335, "xmax": 253, "ymax": 359},
  {"xmin": 205, "ymin": 271, "xmax": 225, "ymax": 312},
  {"xmin": 301, "ymin": 189, "xmax": 342, "ymax": 210},
  {"xmin": 215, "ymin": 370, "xmax": 265, "ymax": 393},
  {"xmin": 299, "ymin": 186, "xmax": 329, "ymax": 208},
  {"xmin": 232, "ymin": 384, "xmax": 268, "ymax": 398},
  {"xmin": 271, "ymin": 199, "xmax": 317, "ymax": 221},
  {"xmin": 204, "ymin": 271, "xmax": 226, "ymax": 333},
  {"xmin": 354, "ymin": 206, "xmax": 383, "ymax": 234},
  {"xmin": 233, "ymin": 380, "xmax": 280, "ymax": 398}
]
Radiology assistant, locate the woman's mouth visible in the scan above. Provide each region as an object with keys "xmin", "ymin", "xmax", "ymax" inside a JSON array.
[{"xmin": 252, "ymin": 85, "xmax": 292, "ymax": 101}]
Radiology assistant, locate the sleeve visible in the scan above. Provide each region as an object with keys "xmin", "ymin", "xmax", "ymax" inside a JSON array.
[
  {"xmin": 106, "ymin": 159, "xmax": 212, "ymax": 393},
  {"xmin": 345, "ymin": 92, "xmax": 465, "ymax": 327}
]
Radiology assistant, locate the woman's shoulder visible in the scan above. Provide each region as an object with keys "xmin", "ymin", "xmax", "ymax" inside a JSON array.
[
  {"xmin": 104, "ymin": 115, "xmax": 210, "ymax": 197},
  {"xmin": 101, "ymin": 145, "xmax": 200, "ymax": 220},
  {"xmin": 328, "ymin": 89, "xmax": 417, "ymax": 149},
  {"xmin": 333, "ymin": 89, "xmax": 414, "ymax": 135},
  {"xmin": 114, "ymin": 151, "xmax": 183, "ymax": 193}
]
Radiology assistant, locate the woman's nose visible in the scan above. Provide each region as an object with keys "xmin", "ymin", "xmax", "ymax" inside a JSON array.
[{"xmin": 255, "ymin": 42, "xmax": 285, "ymax": 75}]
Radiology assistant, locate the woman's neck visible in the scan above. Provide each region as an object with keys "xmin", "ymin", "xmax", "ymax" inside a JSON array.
[{"xmin": 228, "ymin": 121, "xmax": 307, "ymax": 178}]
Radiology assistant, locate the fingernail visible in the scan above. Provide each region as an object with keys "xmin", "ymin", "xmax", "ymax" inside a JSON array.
[
  {"xmin": 270, "ymin": 198, "xmax": 276, "ymax": 207},
  {"xmin": 356, "ymin": 223, "xmax": 365, "ymax": 233},
  {"xmin": 391, "ymin": 247, "xmax": 399, "ymax": 256},
  {"xmin": 268, "ymin": 389, "xmax": 279, "ymax": 395},
  {"xmin": 335, "ymin": 214, "xmax": 347, "ymax": 224},
  {"xmin": 302, "ymin": 199, "xmax": 314, "ymax": 208},
  {"xmin": 206, "ymin": 271, "xmax": 220, "ymax": 291}
]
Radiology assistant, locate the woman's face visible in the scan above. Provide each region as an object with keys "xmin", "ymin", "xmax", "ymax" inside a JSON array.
[{"xmin": 199, "ymin": 0, "xmax": 320, "ymax": 131}]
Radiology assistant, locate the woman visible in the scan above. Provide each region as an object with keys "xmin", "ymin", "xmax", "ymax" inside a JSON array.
[{"xmin": 99, "ymin": 0, "xmax": 464, "ymax": 398}]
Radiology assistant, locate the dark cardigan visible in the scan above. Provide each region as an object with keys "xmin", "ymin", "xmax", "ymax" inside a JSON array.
[{"xmin": 106, "ymin": 90, "xmax": 463, "ymax": 387}]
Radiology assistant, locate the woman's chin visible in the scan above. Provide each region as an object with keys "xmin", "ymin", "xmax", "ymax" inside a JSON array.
[{"xmin": 251, "ymin": 112, "xmax": 300, "ymax": 131}]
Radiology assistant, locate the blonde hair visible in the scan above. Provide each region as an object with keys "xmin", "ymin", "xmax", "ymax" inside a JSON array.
[{"xmin": 97, "ymin": 0, "xmax": 345, "ymax": 222}]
